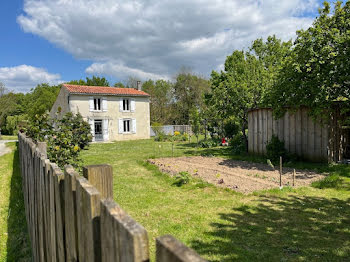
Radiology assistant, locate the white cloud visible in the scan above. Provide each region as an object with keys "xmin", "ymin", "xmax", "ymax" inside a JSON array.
[
  {"xmin": 0, "ymin": 65, "xmax": 63, "ymax": 93},
  {"xmin": 18, "ymin": 0, "xmax": 319, "ymax": 80}
]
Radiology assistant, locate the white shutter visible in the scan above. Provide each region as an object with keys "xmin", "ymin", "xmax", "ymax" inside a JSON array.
[
  {"xmin": 118, "ymin": 118, "xmax": 123, "ymax": 134},
  {"xmin": 89, "ymin": 119, "xmax": 95, "ymax": 142},
  {"xmin": 132, "ymin": 118, "xmax": 136, "ymax": 134},
  {"xmin": 102, "ymin": 97, "xmax": 107, "ymax": 112},
  {"xmin": 89, "ymin": 97, "xmax": 94, "ymax": 111},
  {"xmin": 103, "ymin": 119, "xmax": 109, "ymax": 141},
  {"xmin": 130, "ymin": 99, "xmax": 135, "ymax": 112},
  {"xmin": 119, "ymin": 98, "xmax": 123, "ymax": 112}
]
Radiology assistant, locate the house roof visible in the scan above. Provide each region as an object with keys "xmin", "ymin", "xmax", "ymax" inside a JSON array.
[{"xmin": 63, "ymin": 84, "xmax": 150, "ymax": 97}]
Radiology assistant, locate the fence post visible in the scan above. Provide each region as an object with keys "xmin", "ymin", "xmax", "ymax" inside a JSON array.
[
  {"xmin": 83, "ymin": 165, "xmax": 113, "ymax": 199},
  {"xmin": 156, "ymin": 235, "xmax": 207, "ymax": 262}
]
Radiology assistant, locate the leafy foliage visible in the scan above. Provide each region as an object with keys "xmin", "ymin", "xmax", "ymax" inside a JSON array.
[
  {"xmin": 269, "ymin": 1, "xmax": 350, "ymax": 119},
  {"xmin": 67, "ymin": 76, "xmax": 110, "ymax": 86},
  {"xmin": 229, "ymin": 134, "xmax": 247, "ymax": 154},
  {"xmin": 173, "ymin": 171, "xmax": 191, "ymax": 186},
  {"xmin": 26, "ymin": 112, "xmax": 92, "ymax": 170},
  {"xmin": 199, "ymin": 139, "xmax": 219, "ymax": 148},
  {"xmin": 266, "ymin": 135, "xmax": 288, "ymax": 162}
]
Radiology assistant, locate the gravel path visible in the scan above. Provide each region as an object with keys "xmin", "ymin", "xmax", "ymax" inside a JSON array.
[{"xmin": 149, "ymin": 156, "xmax": 326, "ymax": 194}]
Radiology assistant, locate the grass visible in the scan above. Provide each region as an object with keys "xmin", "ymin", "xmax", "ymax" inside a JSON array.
[
  {"xmin": 80, "ymin": 139, "xmax": 350, "ymax": 261},
  {"xmin": 0, "ymin": 136, "xmax": 17, "ymax": 141},
  {"xmin": 1, "ymin": 138, "xmax": 349, "ymax": 261},
  {"xmin": 0, "ymin": 142, "xmax": 31, "ymax": 261}
]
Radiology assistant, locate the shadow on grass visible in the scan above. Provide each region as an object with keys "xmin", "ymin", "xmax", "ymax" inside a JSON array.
[
  {"xmin": 6, "ymin": 144, "xmax": 32, "ymax": 261},
  {"xmin": 191, "ymin": 195, "xmax": 350, "ymax": 262}
]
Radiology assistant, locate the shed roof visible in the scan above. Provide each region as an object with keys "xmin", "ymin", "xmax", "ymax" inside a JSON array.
[{"xmin": 63, "ymin": 84, "xmax": 150, "ymax": 97}]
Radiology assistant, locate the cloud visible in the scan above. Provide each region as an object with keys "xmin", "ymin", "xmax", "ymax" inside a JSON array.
[
  {"xmin": 0, "ymin": 65, "xmax": 63, "ymax": 93},
  {"xmin": 18, "ymin": 0, "xmax": 319, "ymax": 80}
]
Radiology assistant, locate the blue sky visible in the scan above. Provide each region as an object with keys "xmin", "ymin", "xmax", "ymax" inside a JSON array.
[{"xmin": 0, "ymin": 0, "xmax": 325, "ymax": 93}]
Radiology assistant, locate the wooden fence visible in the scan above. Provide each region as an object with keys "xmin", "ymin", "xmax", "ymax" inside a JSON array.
[
  {"xmin": 18, "ymin": 132, "xmax": 206, "ymax": 262},
  {"xmin": 248, "ymin": 107, "xmax": 348, "ymax": 162}
]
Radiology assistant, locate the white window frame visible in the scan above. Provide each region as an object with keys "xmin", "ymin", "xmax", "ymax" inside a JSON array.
[
  {"xmin": 123, "ymin": 119, "xmax": 131, "ymax": 133},
  {"xmin": 123, "ymin": 98, "xmax": 130, "ymax": 112},
  {"xmin": 94, "ymin": 97, "xmax": 102, "ymax": 111}
]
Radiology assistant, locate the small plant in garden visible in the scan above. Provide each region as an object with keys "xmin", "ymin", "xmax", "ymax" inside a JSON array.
[
  {"xmin": 216, "ymin": 173, "xmax": 221, "ymax": 178},
  {"xmin": 174, "ymin": 131, "xmax": 181, "ymax": 136},
  {"xmin": 267, "ymin": 159, "xmax": 275, "ymax": 169},
  {"xmin": 173, "ymin": 171, "xmax": 191, "ymax": 186}
]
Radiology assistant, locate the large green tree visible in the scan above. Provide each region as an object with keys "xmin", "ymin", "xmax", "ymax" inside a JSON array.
[
  {"xmin": 269, "ymin": 1, "xmax": 350, "ymax": 118},
  {"xmin": 207, "ymin": 36, "xmax": 291, "ymax": 146},
  {"xmin": 172, "ymin": 71, "xmax": 210, "ymax": 124},
  {"xmin": 142, "ymin": 79, "xmax": 172, "ymax": 124},
  {"xmin": 67, "ymin": 76, "xmax": 110, "ymax": 86},
  {"xmin": 25, "ymin": 83, "xmax": 61, "ymax": 119}
]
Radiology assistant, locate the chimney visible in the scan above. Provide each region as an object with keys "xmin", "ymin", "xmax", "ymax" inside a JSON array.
[{"xmin": 137, "ymin": 81, "xmax": 142, "ymax": 91}]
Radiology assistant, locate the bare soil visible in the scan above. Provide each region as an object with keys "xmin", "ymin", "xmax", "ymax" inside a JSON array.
[{"xmin": 148, "ymin": 156, "xmax": 326, "ymax": 194}]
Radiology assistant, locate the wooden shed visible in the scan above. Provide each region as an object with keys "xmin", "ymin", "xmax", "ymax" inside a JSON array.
[{"xmin": 247, "ymin": 106, "xmax": 349, "ymax": 162}]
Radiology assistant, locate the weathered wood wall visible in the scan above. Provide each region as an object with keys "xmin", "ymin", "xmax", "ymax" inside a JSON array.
[
  {"xmin": 248, "ymin": 107, "xmax": 330, "ymax": 162},
  {"xmin": 18, "ymin": 132, "xmax": 207, "ymax": 262}
]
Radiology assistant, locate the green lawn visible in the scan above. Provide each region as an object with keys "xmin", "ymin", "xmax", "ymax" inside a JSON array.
[
  {"xmin": 1, "ymin": 139, "xmax": 349, "ymax": 261},
  {"xmin": 81, "ymin": 140, "xmax": 350, "ymax": 261},
  {"xmin": 0, "ymin": 136, "xmax": 17, "ymax": 141},
  {"xmin": 0, "ymin": 143, "xmax": 31, "ymax": 261}
]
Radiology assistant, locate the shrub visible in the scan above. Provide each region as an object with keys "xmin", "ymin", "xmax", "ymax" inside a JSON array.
[
  {"xmin": 266, "ymin": 135, "xmax": 288, "ymax": 162},
  {"xmin": 229, "ymin": 134, "xmax": 247, "ymax": 154},
  {"xmin": 174, "ymin": 131, "xmax": 181, "ymax": 136},
  {"xmin": 199, "ymin": 138, "xmax": 219, "ymax": 148},
  {"xmin": 26, "ymin": 112, "xmax": 92, "ymax": 171}
]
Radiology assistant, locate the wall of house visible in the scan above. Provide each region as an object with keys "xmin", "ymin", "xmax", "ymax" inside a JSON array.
[
  {"xmin": 69, "ymin": 94, "xmax": 150, "ymax": 141},
  {"xmin": 49, "ymin": 87, "xmax": 70, "ymax": 119},
  {"xmin": 248, "ymin": 107, "xmax": 329, "ymax": 162}
]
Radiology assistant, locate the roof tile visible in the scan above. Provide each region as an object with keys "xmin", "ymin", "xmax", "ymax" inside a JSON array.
[{"xmin": 63, "ymin": 84, "xmax": 150, "ymax": 96}]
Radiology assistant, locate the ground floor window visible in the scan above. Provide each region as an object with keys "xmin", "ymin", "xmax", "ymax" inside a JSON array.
[
  {"xmin": 94, "ymin": 119, "xmax": 103, "ymax": 141},
  {"xmin": 123, "ymin": 119, "xmax": 130, "ymax": 133}
]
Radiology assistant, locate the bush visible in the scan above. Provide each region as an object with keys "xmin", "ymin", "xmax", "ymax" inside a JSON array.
[
  {"xmin": 26, "ymin": 112, "xmax": 92, "ymax": 171},
  {"xmin": 199, "ymin": 138, "xmax": 219, "ymax": 148},
  {"xmin": 229, "ymin": 134, "xmax": 247, "ymax": 154},
  {"xmin": 266, "ymin": 135, "xmax": 288, "ymax": 162}
]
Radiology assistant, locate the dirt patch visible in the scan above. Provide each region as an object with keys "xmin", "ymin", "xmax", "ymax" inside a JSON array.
[{"xmin": 148, "ymin": 156, "xmax": 326, "ymax": 194}]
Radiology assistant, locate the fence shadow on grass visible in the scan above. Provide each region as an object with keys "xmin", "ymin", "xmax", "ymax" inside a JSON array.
[
  {"xmin": 7, "ymin": 144, "xmax": 32, "ymax": 261},
  {"xmin": 191, "ymin": 195, "xmax": 350, "ymax": 262}
]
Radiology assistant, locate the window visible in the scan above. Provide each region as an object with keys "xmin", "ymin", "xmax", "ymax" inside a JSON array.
[
  {"xmin": 94, "ymin": 98, "xmax": 101, "ymax": 111},
  {"xmin": 123, "ymin": 99, "xmax": 130, "ymax": 111},
  {"xmin": 94, "ymin": 120, "xmax": 103, "ymax": 141},
  {"xmin": 123, "ymin": 119, "xmax": 130, "ymax": 133}
]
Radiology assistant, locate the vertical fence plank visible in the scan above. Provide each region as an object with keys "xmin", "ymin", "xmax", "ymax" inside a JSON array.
[
  {"xmin": 83, "ymin": 165, "xmax": 113, "ymax": 199},
  {"xmin": 156, "ymin": 235, "xmax": 206, "ymax": 262},
  {"xmin": 52, "ymin": 165, "xmax": 65, "ymax": 261},
  {"xmin": 100, "ymin": 199, "xmax": 149, "ymax": 262},
  {"xmin": 64, "ymin": 165, "xmax": 79, "ymax": 261},
  {"xmin": 76, "ymin": 177, "xmax": 101, "ymax": 262}
]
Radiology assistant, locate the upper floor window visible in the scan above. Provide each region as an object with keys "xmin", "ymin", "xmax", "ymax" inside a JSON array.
[
  {"xmin": 94, "ymin": 98, "xmax": 101, "ymax": 111},
  {"xmin": 123, "ymin": 99, "xmax": 130, "ymax": 111},
  {"xmin": 89, "ymin": 97, "xmax": 107, "ymax": 112}
]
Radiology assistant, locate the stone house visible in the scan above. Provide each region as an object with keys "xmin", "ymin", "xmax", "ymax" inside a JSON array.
[{"xmin": 50, "ymin": 83, "xmax": 150, "ymax": 142}]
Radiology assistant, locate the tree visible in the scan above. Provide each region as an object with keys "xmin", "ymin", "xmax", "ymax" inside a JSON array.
[
  {"xmin": 142, "ymin": 79, "xmax": 173, "ymax": 124},
  {"xmin": 269, "ymin": 1, "xmax": 350, "ymax": 119},
  {"xmin": 0, "ymin": 82, "xmax": 8, "ymax": 97},
  {"xmin": 67, "ymin": 76, "xmax": 110, "ymax": 86},
  {"xmin": 172, "ymin": 70, "xmax": 210, "ymax": 124},
  {"xmin": 189, "ymin": 108, "xmax": 201, "ymax": 143},
  {"xmin": 207, "ymin": 36, "xmax": 291, "ymax": 148},
  {"xmin": 125, "ymin": 76, "xmax": 141, "ymax": 89},
  {"xmin": 114, "ymin": 82, "xmax": 125, "ymax": 88},
  {"xmin": 25, "ymin": 83, "xmax": 61, "ymax": 119},
  {"xmin": 0, "ymin": 92, "xmax": 26, "ymax": 134}
]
